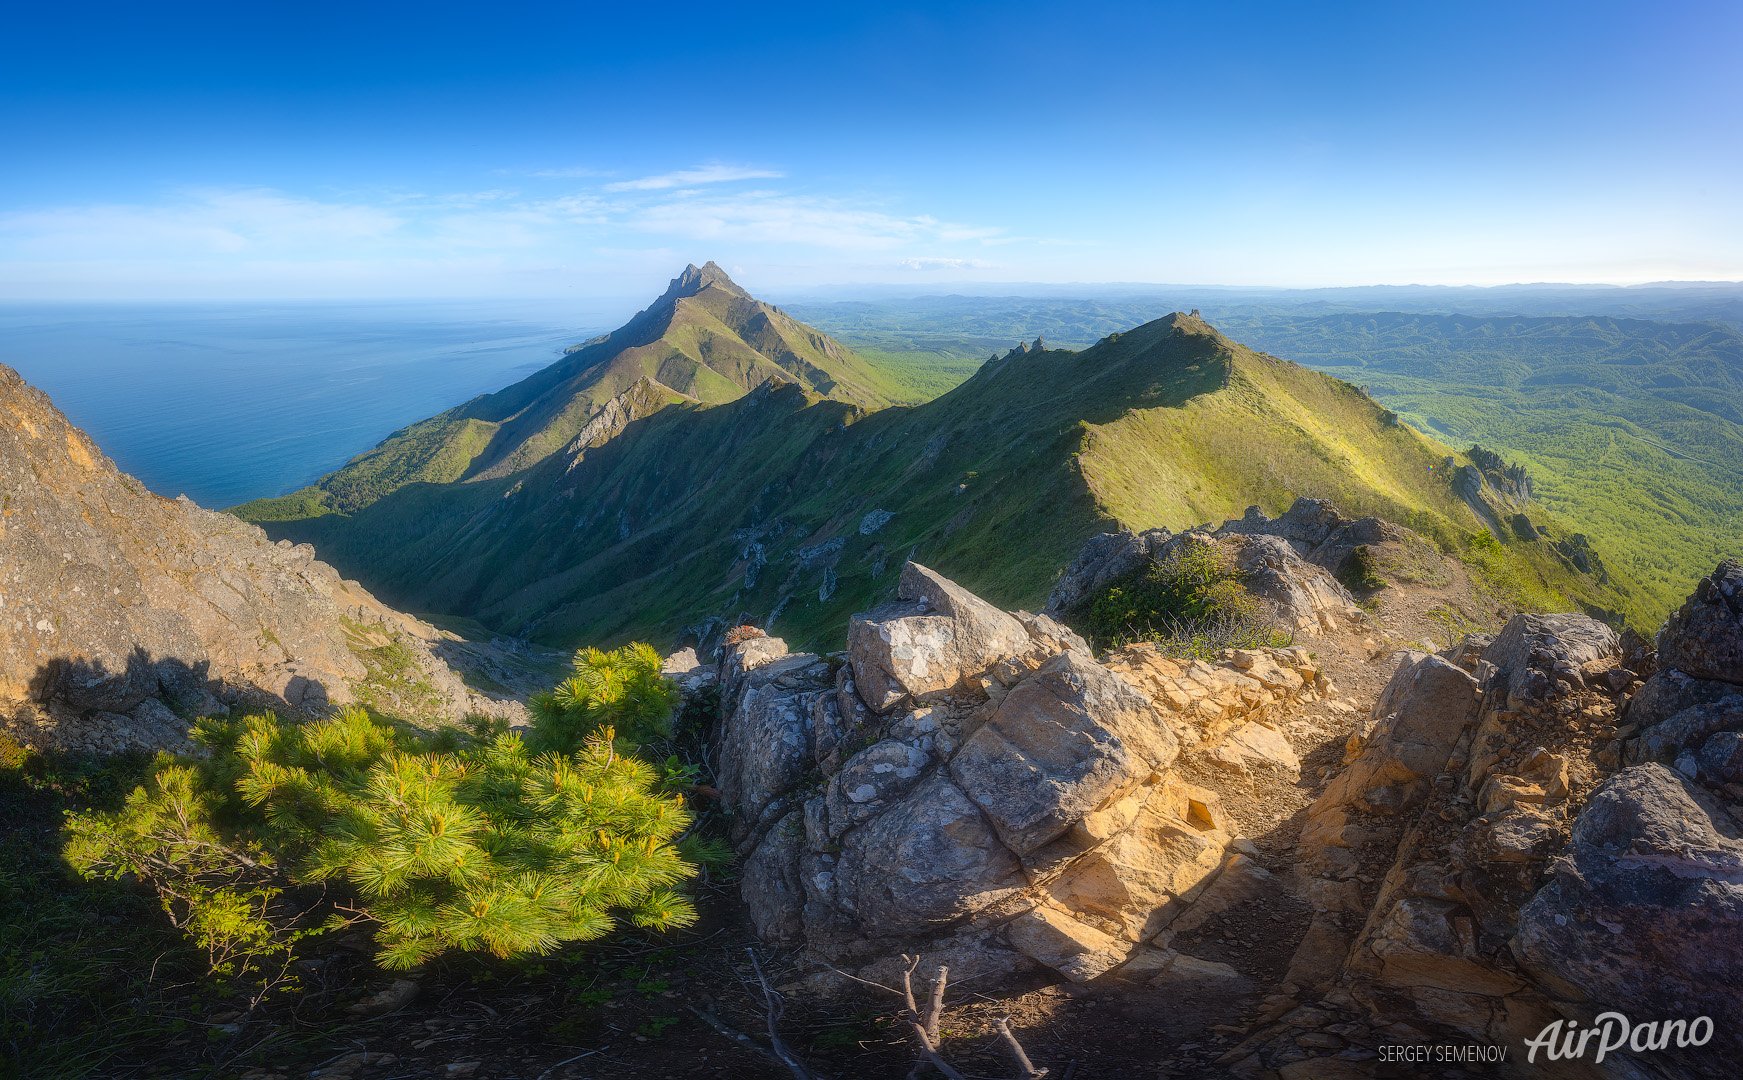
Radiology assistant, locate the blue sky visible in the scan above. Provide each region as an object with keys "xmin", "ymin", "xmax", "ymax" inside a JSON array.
[{"xmin": 2, "ymin": 0, "xmax": 1739, "ymax": 299}]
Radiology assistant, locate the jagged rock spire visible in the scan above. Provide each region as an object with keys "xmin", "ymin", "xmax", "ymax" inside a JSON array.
[{"xmin": 659, "ymin": 260, "xmax": 745, "ymax": 302}]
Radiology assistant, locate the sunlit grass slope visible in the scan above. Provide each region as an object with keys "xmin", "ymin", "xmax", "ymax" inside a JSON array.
[{"xmin": 256, "ymin": 313, "xmax": 1640, "ymax": 651}]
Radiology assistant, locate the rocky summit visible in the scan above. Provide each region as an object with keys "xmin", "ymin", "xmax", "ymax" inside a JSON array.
[
  {"xmin": 686, "ymin": 516, "xmax": 1743, "ymax": 1078},
  {"xmin": 0, "ymin": 363, "xmax": 518, "ymax": 754}
]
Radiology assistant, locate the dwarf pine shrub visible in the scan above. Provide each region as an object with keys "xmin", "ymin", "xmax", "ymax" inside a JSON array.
[
  {"xmin": 528, "ymin": 642, "xmax": 679, "ymax": 752},
  {"xmin": 1086, "ymin": 542, "xmax": 1290, "ymax": 656},
  {"xmin": 65, "ymin": 644, "xmax": 701, "ymax": 981}
]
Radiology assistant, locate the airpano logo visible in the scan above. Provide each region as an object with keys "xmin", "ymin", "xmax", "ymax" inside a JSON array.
[{"xmin": 1525, "ymin": 1012, "xmax": 1714, "ymax": 1065}]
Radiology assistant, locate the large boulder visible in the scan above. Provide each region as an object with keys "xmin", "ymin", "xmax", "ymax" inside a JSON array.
[
  {"xmin": 718, "ymin": 562, "xmax": 1321, "ymax": 988},
  {"xmin": 1515, "ymin": 765, "xmax": 1743, "ymax": 1059},
  {"xmin": 950, "ymin": 650, "xmax": 1179, "ymax": 855},
  {"xmin": 847, "ymin": 562, "xmax": 1034, "ymax": 711}
]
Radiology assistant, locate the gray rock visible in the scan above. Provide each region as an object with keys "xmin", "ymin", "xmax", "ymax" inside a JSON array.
[
  {"xmin": 741, "ymin": 811, "xmax": 808, "ymax": 946},
  {"xmin": 823, "ymin": 737, "xmax": 932, "ymax": 838},
  {"xmin": 1697, "ymin": 731, "xmax": 1743, "ymax": 785},
  {"xmin": 834, "ymin": 774, "xmax": 1028, "ymax": 932},
  {"xmin": 1630, "ymin": 697, "xmax": 1743, "ymax": 766},
  {"xmin": 847, "ymin": 562, "xmax": 1033, "ymax": 711},
  {"xmin": 127, "ymin": 696, "xmax": 190, "ymax": 747},
  {"xmin": 1656, "ymin": 560, "xmax": 1743, "ymax": 687},
  {"xmin": 1482, "ymin": 613, "xmax": 1620, "ymax": 698},
  {"xmin": 1515, "ymin": 765, "xmax": 1743, "ymax": 1045},
  {"xmin": 718, "ymin": 635, "xmax": 794, "ymax": 709},
  {"xmin": 1227, "ymin": 533, "xmax": 1358, "ymax": 632},
  {"xmin": 1044, "ymin": 527, "xmax": 1173, "ymax": 616},
  {"xmin": 1625, "ymin": 669, "xmax": 1743, "ymax": 731},
  {"xmin": 949, "ymin": 651, "xmax": 1177, "ymax": 855},
  {"xmin": 1216, "ymin": 498, "xmax": 1400, "ymax": 569},
  {"xmin": 714, "ymin": 650, "xmax": 831, "ymax": 846}
]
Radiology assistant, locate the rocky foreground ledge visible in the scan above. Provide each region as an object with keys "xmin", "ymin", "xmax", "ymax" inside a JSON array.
[
  {"xmin": 680, "ymin": 542, "xmax": 1743, "ymax": 1077},
  {"xmin": 694, "ymin": 560, "xmax": 1335, "ymax": 992},
  {"xmin": 0, "ymin": 363, "xmax": 520, "ymax": 754}
]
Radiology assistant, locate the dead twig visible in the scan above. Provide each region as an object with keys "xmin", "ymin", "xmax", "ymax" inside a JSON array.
[
  {"xmin": 687, "ymin": 1005, "xmax": 783, "ymax": 1065},
  {"xmin": 532, "ymin": 1048, "xmax": 600, "ymax": 1080},
  {"xmin": 898, "ymin": 956, "xmax": 967, "ymax": 1080},
  {"xmin": 693, "ymin": 950, "xmax": 828, "ymax": 1079},
  {"xmin": 995, "ymin": 1016, "xmax": 1048, "ymax": 1079}
]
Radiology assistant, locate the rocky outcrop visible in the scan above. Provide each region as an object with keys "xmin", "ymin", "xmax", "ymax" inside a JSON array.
[
  {"xmin": 1047, "ymin": 498, "xmax": 1367, "ymax": 636},
  {"xmin": 1650, "ymin": 559, "xmax": 1743, "ymax": 688},
  {"xmin": 553, "ymin": 376, "xmax": 673, "ymax": 477},
  {"xmin": 0, "ymin": 364, "xmax": 512, "ymax": 754},
  {"xmin": 1467, "ymin": 445, "xmax": 1534, "ymax": 504},
  {"xmin": 709, "ymin": 561, "xmax": 1328, "ymax": 989},
  {"xmin": 1225, "ymin": 564, "xmax": 1743, "ymax": 1078}
]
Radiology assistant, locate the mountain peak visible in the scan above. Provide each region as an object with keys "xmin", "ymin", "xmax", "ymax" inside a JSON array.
[{"xmin": 662, "ymin": 260, "xmax": 745, "ymax": 302}]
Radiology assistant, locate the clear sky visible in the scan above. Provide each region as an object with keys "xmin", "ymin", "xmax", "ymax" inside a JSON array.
[{"xmin": 2, "ymin": 0, "xmax": 1739, "ymax": 299}]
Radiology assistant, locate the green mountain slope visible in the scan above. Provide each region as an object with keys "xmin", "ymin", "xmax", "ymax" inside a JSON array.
[
  {"xmin": 239, "ymin": 263, "xmax": 895, "ymax": 520},
  {"xmin": 254, "ymin": 312, "xmax": 1637, "ymax": 650},
  {"xmin": 784, "ymin": 298, "xmax": 1743, "ymax": 626},
  {"xmin": 1212, "ymin": 312, "xmax": 1743, "ymax": 619}
]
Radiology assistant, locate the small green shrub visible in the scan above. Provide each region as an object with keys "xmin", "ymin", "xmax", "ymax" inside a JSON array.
[
  {"xmin": 1338, "ymin": 544, "xmax": 1387, "ymax": 593},
  {"xmin": 1085, "ymin": 542, "xmax": 1290, "ymax": 657},
  {"xmin": 64, "ymin": 644, "xmax": 702, "ymax": 983},
  {"xmin": 530, "ymin": 643, "xmax": 680, "ymax": 752},
  {"xmin": 0, "ymin": 730, "xmax": 29, "ymax": 776}
]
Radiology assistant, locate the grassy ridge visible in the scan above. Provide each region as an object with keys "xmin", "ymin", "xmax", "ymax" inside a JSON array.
[
  {"xmin": 1217, "ymin": 312, "xmax": 1743, "ymax": 620},
  {"xmin": 791, "ymin": 299, "xmax": 1742, "ymax": 625},
  {"xmin": 252, "ymin": 315, "xmax": 1634, "ymax": 651}
]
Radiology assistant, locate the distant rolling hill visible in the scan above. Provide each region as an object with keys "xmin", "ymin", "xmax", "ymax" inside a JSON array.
[{"xmin": 241, "ymin": 271, "xmax": 1634, "ymax": 650}]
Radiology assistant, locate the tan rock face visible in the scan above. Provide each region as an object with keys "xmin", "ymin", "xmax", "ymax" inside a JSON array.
[
  {"xmin": 713, "ymin": 561, "xmax": 1321, "ymax": 988},
  {"xmin": 0, "ymin": 365, "xmax": 505, "ymax": 752},
  {"xmin": 950, "ymin": 650, "xmax": 1179, "ymax": 854}
]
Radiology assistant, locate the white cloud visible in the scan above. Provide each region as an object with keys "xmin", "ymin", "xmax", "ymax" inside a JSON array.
[
  {"xmin": 896, "ymin": 256, "xmax": 993, "ymax": 270},
  {"xmin": 629, "ymin": 191, "xmax": 999, "ymax": 251},
  {"xmin": 604, "ymin": 163, "xmax": 785, "ymax": 192},
  {"xmin": 527, "ymin": 165, "xmax": 610, "ymax": 179},
  {"xmin": 0, "ymin": 174, "xmax": 1008, "ymax": 296},
  {"xmin": 0, "ymin": 188, "xmax": 403, "ymax": 260}
]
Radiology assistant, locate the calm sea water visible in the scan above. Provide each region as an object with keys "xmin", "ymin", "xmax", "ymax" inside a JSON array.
[{"xmin": 0, "ymin": 300, "xmax": 616, "ymax": 508}]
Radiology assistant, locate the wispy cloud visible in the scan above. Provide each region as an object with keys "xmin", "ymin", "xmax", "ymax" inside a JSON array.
[
  {"xmin": 527, "ymin": 165, "xmax": 611, "ymax": 179},
  {"xmin": 603, "ymin": 163, "xmax": 785, "ymax": 192},
  {"xmin": 630, "ymin": 191, "xmax": 998, "ymax": 251},
  {"xmin": 896, "ymin": 256, "xmax": 992, "ymax": 270},
  {"xmin": 0, "ymin": 188, "xmax": 404, "ymax": 260},
  {"xmin": 0, "ymin": 171, "xmax": 1008, "ymax": 296}
]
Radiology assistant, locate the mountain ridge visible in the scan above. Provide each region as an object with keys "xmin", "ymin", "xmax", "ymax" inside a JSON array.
[
  {"xmin": 239, "ymin": 262, "xmax": 893, "ymax": 519},
  {"xmin": 246, "ymin": 287, "xmax": 1637, "ymax": 650}
]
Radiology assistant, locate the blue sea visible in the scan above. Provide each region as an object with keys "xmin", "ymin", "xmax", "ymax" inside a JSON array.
[{"xmin": 0, "ymin": 300, "xmax": 621, "ymax": 508}]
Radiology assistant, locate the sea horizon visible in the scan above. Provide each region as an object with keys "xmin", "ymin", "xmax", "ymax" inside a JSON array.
[{"xmin": 0, "ymin": 298, "xmax": 619, "ymax": 508}]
